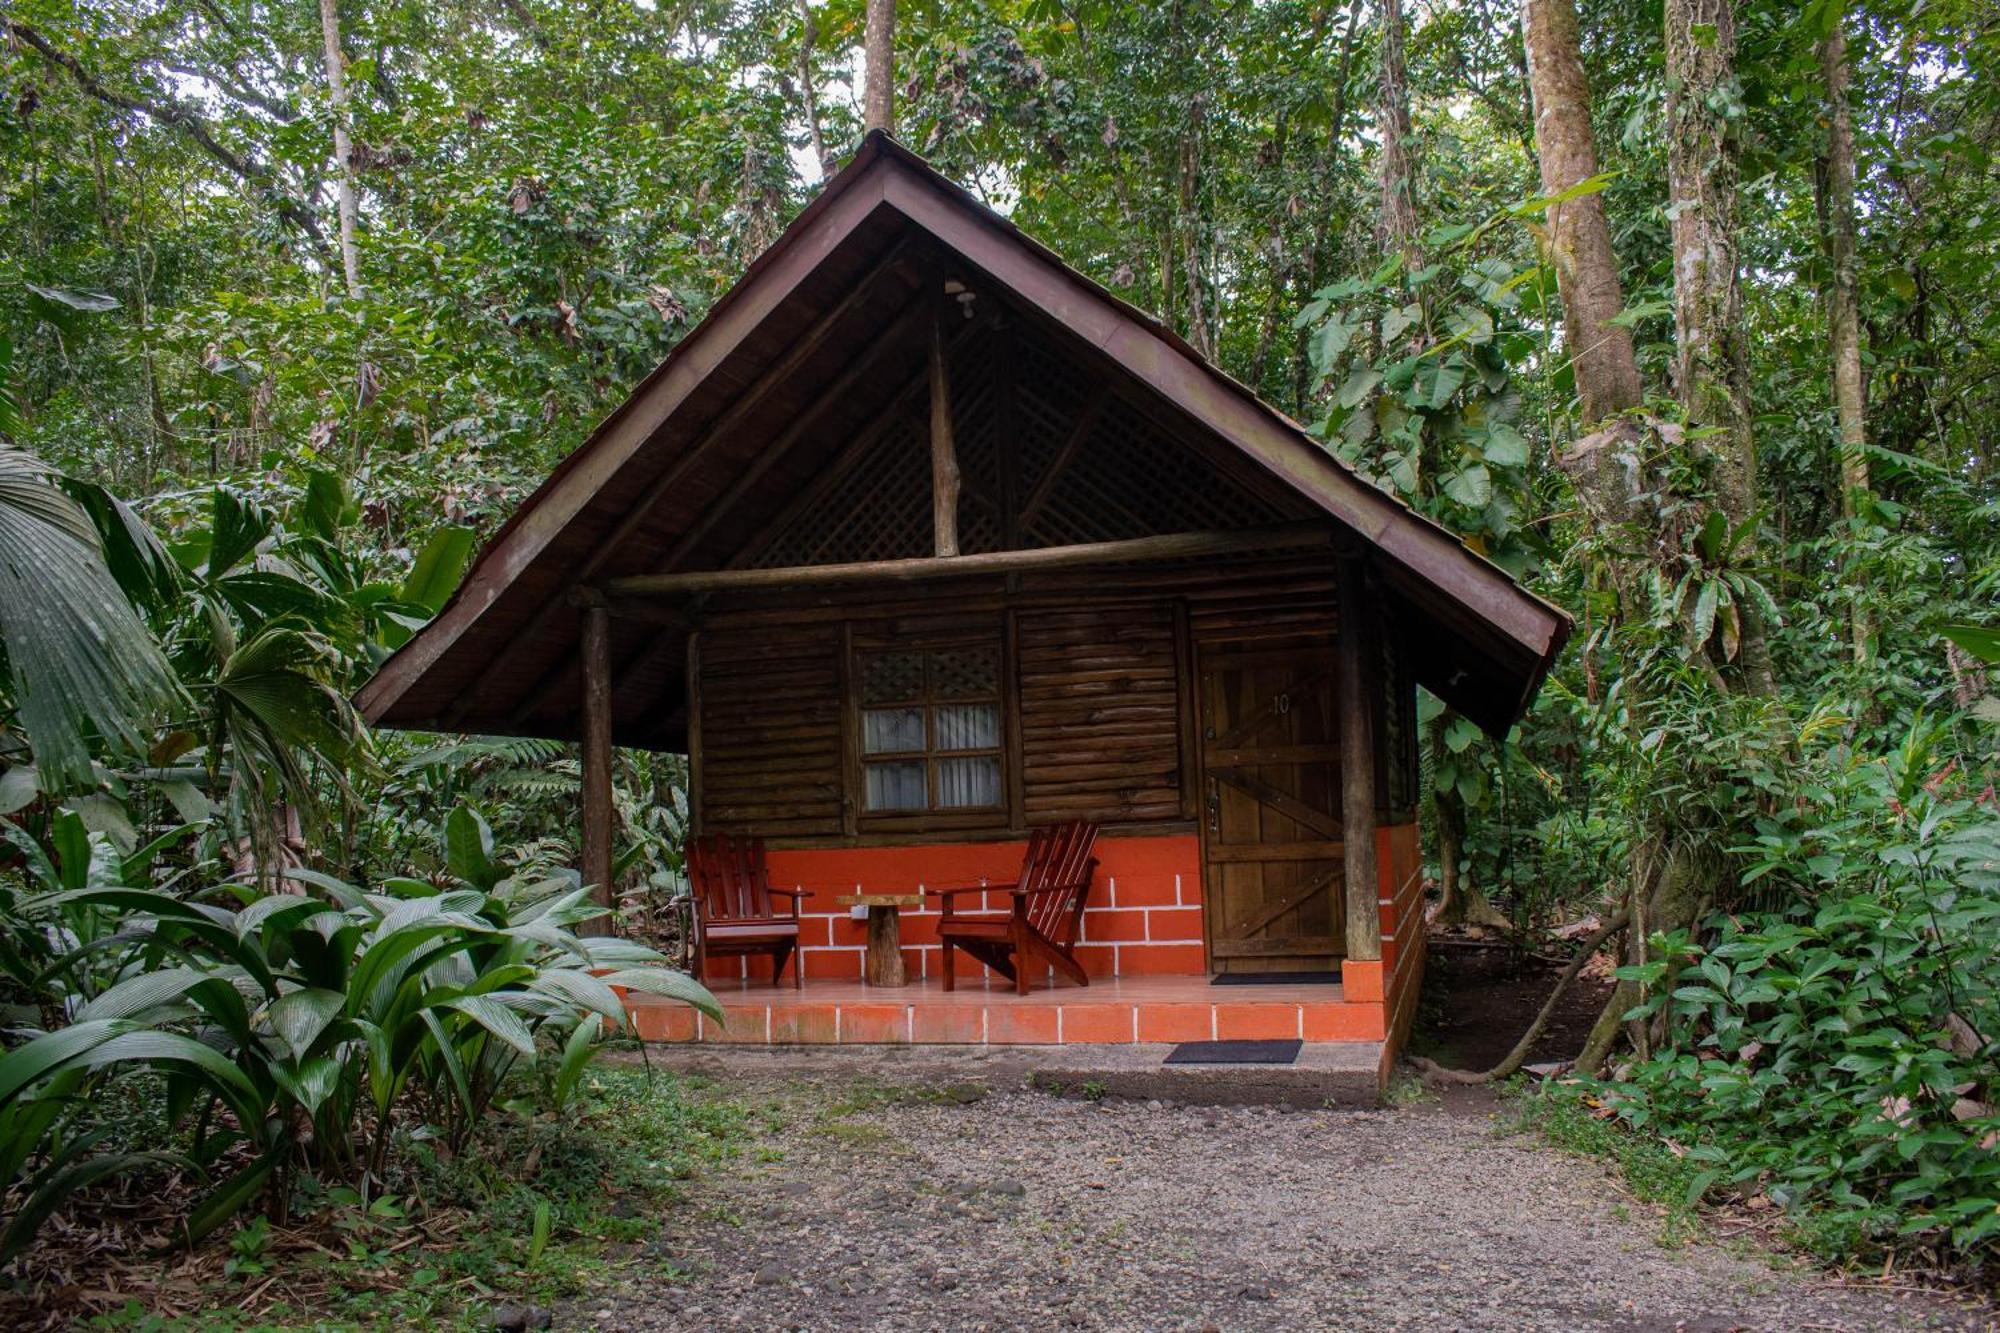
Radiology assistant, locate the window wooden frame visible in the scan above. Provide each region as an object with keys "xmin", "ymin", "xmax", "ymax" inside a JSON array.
[{"xmin": 847, "ymin": 630, "xmax": 1008, "ymax": 829}]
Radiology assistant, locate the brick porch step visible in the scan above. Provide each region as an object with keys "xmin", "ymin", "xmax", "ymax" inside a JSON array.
[{"xmin": 624, "ymin": 975, "xmax": 1386, "ymax": 1047}]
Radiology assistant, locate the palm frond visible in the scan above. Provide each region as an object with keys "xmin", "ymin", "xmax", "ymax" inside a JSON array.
[{"xmin": 0, "ymin": 445, "xmax": 184, "ymax": 790}]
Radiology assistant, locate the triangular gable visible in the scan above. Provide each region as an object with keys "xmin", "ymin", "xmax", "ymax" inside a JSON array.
[
  {"xmin": 746, "ymin": 317, "xmax": 1306, "ymax": 568},
  {"xmin": 357, "ymin": 133, "xmax": 1569, "ymax": 742}
]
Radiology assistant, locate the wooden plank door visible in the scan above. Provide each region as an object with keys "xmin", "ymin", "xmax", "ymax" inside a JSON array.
[{"xmin": 1197, "ymin": 643, "xmax": 1345, "ymax": 972}]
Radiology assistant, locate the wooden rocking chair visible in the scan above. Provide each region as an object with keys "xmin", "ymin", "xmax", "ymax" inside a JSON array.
[
  {"xmin": 930, "ymin": 821, "xmax": 1100, "ymax": 995},
  {"xmin": 686, "ymin": 835, "xmax": 802, "ymax": 988}
]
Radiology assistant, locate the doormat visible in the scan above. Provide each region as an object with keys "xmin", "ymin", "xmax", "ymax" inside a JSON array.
[
  {"xmin": 1163, "ymin": 1039, "xmax": 1303, "ymax": 1065},
  {"xmin": 1211, "ymin": 971, "xmax": 1341, "ymax": 987}
]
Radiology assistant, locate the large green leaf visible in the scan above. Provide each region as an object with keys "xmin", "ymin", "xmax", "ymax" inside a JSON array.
[
  {"xmin": 529, "ymin": 968, "xmax": 628, "ymax": 1025},
  {"xmin": 0, "ymin": 1020, "xmax": 132, "ymax": 1105},
  {"xmin": 1442, "ymin": 464, "xmax": 1492, "ymax": 509},
  {"xmin": 77, "ymin": 967, "xmax": 211, "ymax": 1022},
  {"xmin": 77, "ymin": 1031, "xmax": 260, "ymax": 1100},
  {"xmin": 206, "ymin": 487, "xmax": 272, "ymax": 577},
  {"xmin": 265, "ymin": 988, "xmax": 347, "ymax": 1060},
  {"xmin": 25, "ymin": 283, "xmax": 120, "ymax": 314},
  {"xmin": 445, "ymin": 804, "xmax": 501, "ymax": 890},
  {"xmin": 439, "ymin": 994, "xmax": 539, "ymax": 1058},
  {"xmin": 398, "ymin": 527, "xmax": 476, "ymax": 614},
  {"xmin": 268, "ymin": 1056, "xmax": 342, "ymax": 1115},
  {"xmin": 594, "ymin": 968, "xmax": 724, "ymax": 1021},
  {"xmin": 182, "ymin": 1157, "xmax": 275, "ymax": 1247},
  {"xmin": 1941, "ymin": 624, "xmax": 2000, "ymax": 665},
  {"xmin": 301, "ymin": 468, "xmax": 351, "ymax": 540}
]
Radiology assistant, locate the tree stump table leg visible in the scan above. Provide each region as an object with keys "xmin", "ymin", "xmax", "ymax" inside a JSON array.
[{"xmin": 865, "ymin": 905, "xmax": 906, "ymax": 987}]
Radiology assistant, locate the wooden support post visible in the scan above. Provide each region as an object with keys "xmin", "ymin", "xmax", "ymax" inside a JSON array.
[
  {"xmin": 685, "ymin": 629, "xmax": 704, "ymax": 834},
  {"xmin": 929, "ymin": 308, "xmax": 960, "ymax": 557},
  {"xmin": 580, "ymin": 604, "xmax": 615, "ymax": 936},
  {"xmin": 1337, "ymin": 553, "xmax": 1383, "ymax": 962}
]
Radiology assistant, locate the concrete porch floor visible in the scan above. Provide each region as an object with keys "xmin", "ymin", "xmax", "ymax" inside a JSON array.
[{"xmin": 624, "ymin": 973, "xmax": 1387, "ymax": 1047}]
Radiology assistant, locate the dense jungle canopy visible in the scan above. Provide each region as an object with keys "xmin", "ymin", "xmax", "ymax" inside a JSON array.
[{"xmin": 0, "ymin": 0, "xmax": 1998, "ymax": 1303}]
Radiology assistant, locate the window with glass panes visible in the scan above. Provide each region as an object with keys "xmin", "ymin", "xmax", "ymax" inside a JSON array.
[{"xmin": 857, "ymin": 643, "xmax": 1004, "ymax": 813}]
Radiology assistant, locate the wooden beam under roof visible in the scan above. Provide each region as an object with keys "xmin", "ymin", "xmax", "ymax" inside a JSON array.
[{"xmin": 586, "ymin": 521, "xmax": 1333, "ymax": 601}]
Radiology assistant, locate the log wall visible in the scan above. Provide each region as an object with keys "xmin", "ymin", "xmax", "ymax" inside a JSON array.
[{"xmin": 690, "ymin": 549, "xmax": 1345, "ymax": 846}]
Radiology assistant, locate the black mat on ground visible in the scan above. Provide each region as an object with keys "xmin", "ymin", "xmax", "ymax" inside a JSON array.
[
  {"xmin": 1163, "ymin": 1039, "xmax": 1303, "ymax": 1065},
  {"xmin": 1210, "ymin": 971, "xmax": 1342, "ymax": 986}
]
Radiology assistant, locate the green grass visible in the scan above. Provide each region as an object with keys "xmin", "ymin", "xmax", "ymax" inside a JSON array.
[
  {"xmin": 84, "ymin": 1064, "xmax": 745, "ymax": 1332},
  {"xmin": 1502, "ymin": 1078, "xmax": 1708, "ymax": 1248}
]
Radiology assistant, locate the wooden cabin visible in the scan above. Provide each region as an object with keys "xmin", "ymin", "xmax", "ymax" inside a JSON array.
[{"xmin": 358, "ymin": 134, "xmax": 1568, "ymax": 1078}]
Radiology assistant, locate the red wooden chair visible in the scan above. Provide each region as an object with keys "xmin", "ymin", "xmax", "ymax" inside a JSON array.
[
  {"xmin": 686, "ymin": 835, "xmax": 802, "ymax": 988},
  {"xmin": 929, "ymin": 822, "xmax": 1100, "ymax": 995}
]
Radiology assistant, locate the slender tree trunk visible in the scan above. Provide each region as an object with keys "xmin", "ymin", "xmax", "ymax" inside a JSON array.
[
  {"xmin": 1665, "ymin": 0, "xmax": 1775, "ymax": 696},
  {"xmin": 1818, "ymin": 10, "xmax": 1873, "ymax": 664},
  {"xmin": 1375, "ymin": 0, "xmax": 1420, "ymax": 263},
  {"xmin": 1517, "ymin": 0, "xmax": 1720, "ymax": 1075},
  {"xmin": 863, "ymin": 0, "xmax": 895, "ymax": 136},
  {"xmin": 318, "ymin": 0, "xmax": 361, "ymax": 297},
  {"xmin": 1178, "ymin": 95, "xmax": 1214, "ymax": 360},
  {"xmin": 797, "ymin": 0, "xmax": 835, "ymax": 178},
  {"xmin": 1522, "ymin": 0, "xmax": 1642, "ymax": 428}
]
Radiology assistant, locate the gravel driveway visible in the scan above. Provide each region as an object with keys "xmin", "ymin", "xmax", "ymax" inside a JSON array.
[{"xmin": 574, "ymin": 1055, "xmax": 1988, "ymax": 1332}]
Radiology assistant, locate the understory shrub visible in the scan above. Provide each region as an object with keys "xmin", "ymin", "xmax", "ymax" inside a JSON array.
[
  {"xmin": 0, "ymin": 804, "xmax": 719, "ymax": 1262},
  {"xmin": 1595, "ymin": 721, "xmax": 2000, "ymax": 1266}
]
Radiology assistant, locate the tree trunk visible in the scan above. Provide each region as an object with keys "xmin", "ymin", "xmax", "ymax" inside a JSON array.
[
  {"xmin": 797, "ymin": 0, "xmax": 835, "ymax": 179},
  {"xmin": 1178, "ymin": 95, "xmax": 1214, "ymax": 360},
  {"xmin": 1664, "ymin": 0, "xmax": 1774, "ymax": 695},
  {"xmin": 317, "ymin": 0, "xmax": 361, "ymax": 297},
  {"xmin": 1375, "ymin": 0, "xmax": 1420, "ymax": 262},
  {"xmin": 863, "ymin": 0, "xmax": 896, "ymax": 136},
  {"xmin": 1522, "ymin": 0, "xmax": 1642, "ymax": 427},
  {"xmin": 1575, "ymin": 837, "xmax": 1713, "ymax": 1074},
  {"xmin": 1818, "ymin": 10, "xmax": 1873, "ymax": 664}
]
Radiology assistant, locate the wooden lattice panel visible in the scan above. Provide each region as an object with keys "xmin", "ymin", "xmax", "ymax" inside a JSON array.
[
  {"xmin": 1012, "ymin": 332, "xmax": 1297, "ymax": 546},
  {"xmin": 749, "ymin": 319, "xmax": 1302, "ymax": 569},
  {"xmin": 753, "ymin": 414, "xmax": 932, "ymax": 567}
]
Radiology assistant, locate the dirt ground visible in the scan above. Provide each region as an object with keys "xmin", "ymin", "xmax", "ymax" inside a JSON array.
[
  {"xmin": 1408, "ymin": 935, "xmax": 1616, "ymax": 1072},
  {"xmin": 571, "ymin": 1057, "xmax": 1991, "ymax": 1333}
]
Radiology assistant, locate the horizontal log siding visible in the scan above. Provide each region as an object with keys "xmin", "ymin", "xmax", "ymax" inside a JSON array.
[
  {"xmin": 1017, "ymin": 604, "xmax": 1183, "ymax": 826},
  {"xmin": 697, "ymin": 625, "xmax": 844, "ymax": 838},
  {"xmin": 687, "ymin": 551, "xmax": 1343, "ymax": 845}
]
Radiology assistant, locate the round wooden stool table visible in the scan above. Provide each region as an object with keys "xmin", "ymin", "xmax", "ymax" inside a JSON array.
[{"xmin": 836, "ymin": 892, "xmax": 924, "ymax": 987}]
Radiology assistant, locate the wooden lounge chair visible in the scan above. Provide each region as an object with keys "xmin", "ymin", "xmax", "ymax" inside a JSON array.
[
  {"xmin": 686, "ymin": 834, "xmax": 802, "ymax": 988},
  {"xmin": 930, "ymin": 821, "xmax": 1100, "ymax": 995}
]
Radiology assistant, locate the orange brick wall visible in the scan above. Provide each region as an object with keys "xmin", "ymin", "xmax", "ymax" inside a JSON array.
[
  {"xmin": 1377, "ymin": 822, "xmax": 1426, "ymax": 1075},
  {"xmin": 1335, "ymin": 822, "xmax": 1425, "ymax": 1064},
  {"xmin": 700, "ymin": 835, "xmax": 1205, "ymax": 985}
]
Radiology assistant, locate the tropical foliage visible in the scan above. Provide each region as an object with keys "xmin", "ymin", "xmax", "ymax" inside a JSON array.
[{"xmin": 0, "ymin": 0, "xmax": 1995, "ymax": 1298}]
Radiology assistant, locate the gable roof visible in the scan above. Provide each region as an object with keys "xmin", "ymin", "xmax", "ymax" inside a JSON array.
[{"xmin": 357, "ymin": 132, "xmax": 1570, "ymax": 743}]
